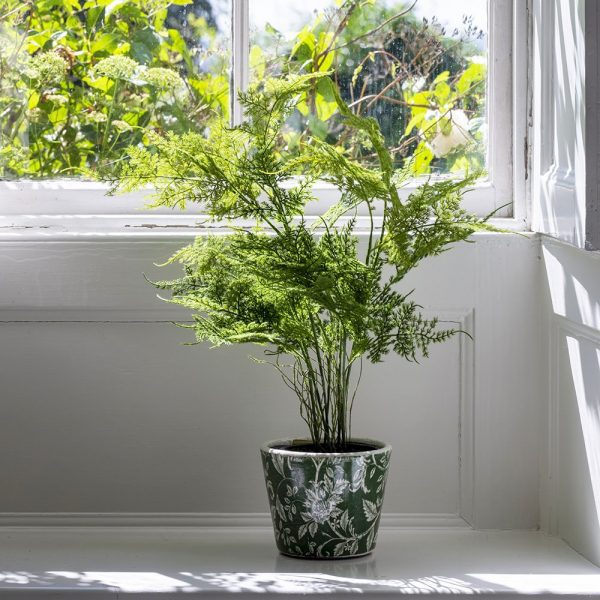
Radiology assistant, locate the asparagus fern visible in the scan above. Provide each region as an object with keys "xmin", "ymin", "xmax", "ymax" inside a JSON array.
[{"xmin": 112, "ymin": 73, "xmax": 496, "ymax": 451}]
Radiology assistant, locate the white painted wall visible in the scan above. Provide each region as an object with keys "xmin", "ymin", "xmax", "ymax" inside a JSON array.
[
  {"xmin": 529, "ymin": 0, "xmax": 600, "ymax": 569},
  {"xmin": 0, "ymin": 234, "xmax": 542, "ymax": 529},
  {"xmin": 0, "ymin": 0, "xmax": 598, "ymax": 578},
  {"xmin": 541, "ymin": 237, "xmax": 600, "ymax": 566}
]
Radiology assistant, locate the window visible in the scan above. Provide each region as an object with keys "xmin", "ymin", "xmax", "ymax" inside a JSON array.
[
  {"xmin": 0, "ymin": 0, "xmax": 524, "ymax": 235},
  {"xmin": 248, "ymin": 1, "xmax": 488, "ymax": 175}
]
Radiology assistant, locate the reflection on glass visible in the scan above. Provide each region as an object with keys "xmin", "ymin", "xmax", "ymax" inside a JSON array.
[
  {"xmin": 0, "ymin": 0, "xmax": 230, "ymax": 179},
  {"xmin": 249, "ymin": 0, "xmax": 487, "ymax": 175}
]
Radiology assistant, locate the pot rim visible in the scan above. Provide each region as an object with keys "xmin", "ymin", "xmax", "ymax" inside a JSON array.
[{"xmin": 261, "ymin": 437, "xmax": 391, "ymax": 458}]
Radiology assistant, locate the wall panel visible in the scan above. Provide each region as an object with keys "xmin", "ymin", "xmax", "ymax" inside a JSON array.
[{"xmin": 0, "ymin": 234, "xmax": 541, "ymax": 528}]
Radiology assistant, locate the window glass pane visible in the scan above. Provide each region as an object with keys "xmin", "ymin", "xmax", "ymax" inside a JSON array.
[
  {"xmin": 249, "ymin": 0, "xmax": 487, "ymax": 175},
  {"xmin": 0, "ymin": 0, "xmax": 230, "ymax": 179}
]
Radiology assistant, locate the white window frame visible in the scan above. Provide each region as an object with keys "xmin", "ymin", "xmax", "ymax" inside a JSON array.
[{"xmin": 0, "ymin": 0, "xmax": 528, "ymax": 240}]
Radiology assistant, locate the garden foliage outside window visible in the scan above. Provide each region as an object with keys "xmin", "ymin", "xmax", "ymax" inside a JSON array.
[{"xmin": 0, "ymin": 0, "xmax": 487, "ymax": 181}]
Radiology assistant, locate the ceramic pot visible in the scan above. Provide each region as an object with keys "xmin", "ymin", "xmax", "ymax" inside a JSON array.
[{"xmin": 260, "ymin": 438, "xmax": 391, "ymax": 559}]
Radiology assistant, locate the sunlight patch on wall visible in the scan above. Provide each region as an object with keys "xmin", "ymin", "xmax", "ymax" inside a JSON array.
[{"xmin": 565, "ymin": 336, "xmax": 600, "ymax": 531}]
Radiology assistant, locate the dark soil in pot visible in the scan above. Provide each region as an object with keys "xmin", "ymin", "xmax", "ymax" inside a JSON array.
[{"xmin": 273, "ymin": 441, "xmax": 380, "ymax": 453}]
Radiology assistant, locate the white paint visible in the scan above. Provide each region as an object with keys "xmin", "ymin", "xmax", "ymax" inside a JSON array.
[
  {"xmin": 0, "ymin": 529, "xmax": 596, "ymax": 597},
  {"xmin": 531, "ymin": 1, "xmax": 600, "ymax": 564},
  {"xmin": 0, "ymin": 180, "xmax": 514, "ymax": 238},
  {"xmin": 484, "ymin": 0, "xmax": 520, "ymax": 217},
  {"xmin": 468, "ymin": 234, "xmax": 542, "ymax": 529},
  {"xmin": 541, "ymin": 236, "xmax": 600, "ymax": 567},
  {"xmin": 530, "ymin": 0, "xmax": 600, "ymax": 567},
  {"xmin": 231, "ymin": 0, "xmax": 249, "ymax": 125},
  {"xmin": 542, "ymin": 237, "xmax": 600, "ymax": 332},
  {"xmin": 560, "ymin": 334, "xmax": 600, "ymax": 563},
  {"xmin": 531, "ymin": 0, "xmax": 587, "ymax": 246},
  {"xmin": 0, "ymin": 234, "xmax": 542, "ymax": 530},
  {"xmin": 0, "ymin": 316, "xmax": 461, "ymax": 516}
]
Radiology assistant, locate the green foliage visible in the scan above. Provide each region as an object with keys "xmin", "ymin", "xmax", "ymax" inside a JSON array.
[
  {"xmin": 251, "ymin": 0, "xmax": 487, "ymax": 174},
  {"xmin": 402, "ymin": 59, "xmax": 486, "ymax": 175},
  {"xmin": 0, "ymin": 0, "xmax": 228, "ymax": 178},
  {"xmin": 1, "ymin": 0, "xmax": 486, "ymax": 179},
  {"xmin": 112, "ymin": 74, "xmax": 496, "ymax": 451}
]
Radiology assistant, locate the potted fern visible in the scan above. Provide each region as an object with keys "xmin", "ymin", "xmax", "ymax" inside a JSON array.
[{"xmin": 112, "ymin": 74, "xmax": 494, "ymax": 559}]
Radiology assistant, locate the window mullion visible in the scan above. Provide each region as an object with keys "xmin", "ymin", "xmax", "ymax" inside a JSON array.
[
  {"xmin": 231, "ymin": 0, "xmax": 249, "ymax": 125},
  {"xmin": 486, "ymin": 0, "xmax": 515, "ymax": 214}
]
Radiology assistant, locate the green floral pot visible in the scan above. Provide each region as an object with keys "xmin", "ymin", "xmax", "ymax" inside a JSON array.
[{"xmin": 260, "ymin": 438, "xmax": 392, "ymax": 559}]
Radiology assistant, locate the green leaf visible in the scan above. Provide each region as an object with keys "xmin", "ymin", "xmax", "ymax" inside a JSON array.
[
  {"xmin": 314, "ymin": 78, "xmax": 337, "ymax": 121},
  {"xmin": 130, "ymin": 28, "xmax": 161, "ymax": 65},
  {"xmin": 168, "ymin": 28, "xmax": 192, "ymax": 69},
  {"xmin": 290, "ymin": 26, "xmax": 315, "ymax": 63},
  {"xmin": 250, "ymin": 45, "xmax": 265, "ymax": 81},
  {"xmin": 408, "ymin": 141, "xmax": 433, "ymax": 175},
  {"xmin": 307, "ymin": 113, "xmax": 329, "ymax": 139},
  {"xmin": 433, "ymin": 70, "xmax": 450, "ymax": 84},
  {"xmin": 406, "ymin": 91, "xmax": 431, "ymax": 116},
  {"xmin": 91, "ymin": 33, "xmax": 119, "ymax": 55},
  {"xmin": 47, "ymin": 105, "xmax": 68, "ymax": 125},
  {"xmin": 315, "ymin": 32, "xmax": 334, "ymax": 72},
  {"xmin": 83, "ymin": 75, "xmax": 114, "ymax": 92},
  {"xmin": 434, "ymin": 81, "xmax": 451, "ymax": 104},
  {"xmin": 404, "ymin": 113, "xmax": 424, "ymax": 136},
  {"xmin": 26, "ymin": 31, "xmax": 52, "ymax": 52},
  {"xmin": 28, "ymin": 92, "xmax": 40, "ymax": 110},
  {"xmin": 265, "ymin": 23, "xmax": 280, "ymax": 36},
  {"xmin": 456, "ymin": 61, "xmax": 486, "ymax": 95},
  {"xmin": 85, "ymin": 5, "xmax": 104, "ymax": 32},
  {"xmin": 50, "ymin": 30, "xmax": 68, "ymax": 43}
]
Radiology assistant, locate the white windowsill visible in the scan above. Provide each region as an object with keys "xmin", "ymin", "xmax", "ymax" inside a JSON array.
[
  {"xmin": 0, "ymin": 528, "xmax": 597, "ymax": 597},
  {"xmin": 0, "ymin": 180, "xmax": 525, "ymax": 241},
  {"xmin": 0, "ymin": 215, "xmax": 528, "ymax": 242}
]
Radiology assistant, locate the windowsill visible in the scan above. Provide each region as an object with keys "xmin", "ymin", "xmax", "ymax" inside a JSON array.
[
  {"xmin": 0, "ymin": 215, "xmax": 529, "ymax": 242},
  {"xmin": 0, "ymin": 528, "xmax": 597, "ymax": 597},
  {"xmin": 0, "ymin": 178, "xmax": 522, "ymax": 242}
]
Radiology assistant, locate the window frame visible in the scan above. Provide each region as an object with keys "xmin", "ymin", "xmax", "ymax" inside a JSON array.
[{"xmin": 0, "ymin": 0, "xmax": 528, "ymax": 239}]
